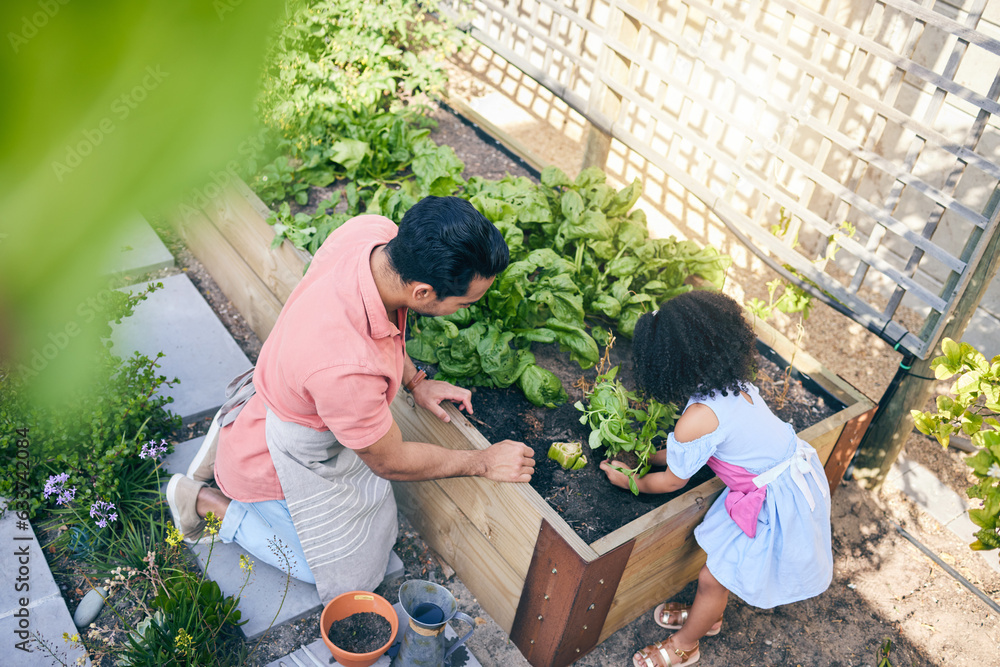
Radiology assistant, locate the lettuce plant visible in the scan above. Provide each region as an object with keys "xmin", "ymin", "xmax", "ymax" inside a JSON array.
[{"xmin": 575, "ymin": 366, "xmax": 678, "ymax": 494}]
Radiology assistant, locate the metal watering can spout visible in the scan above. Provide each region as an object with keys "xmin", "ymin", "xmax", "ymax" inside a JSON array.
[{"xmin": 395, "ymin": 580, "xmax": 475, "ymax": 666}]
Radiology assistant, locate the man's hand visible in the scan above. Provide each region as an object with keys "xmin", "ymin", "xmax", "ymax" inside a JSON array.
[
  {"xmin": 480, "ymin": 439, "xmax": 535, "ymax": 483},
  {"xmin": 411, "ymin": 379, "xmax": 473, "ymax": 422},
  {"xmin": 599, "ymin": 459, "xmax": 632, "ymax": 490}
]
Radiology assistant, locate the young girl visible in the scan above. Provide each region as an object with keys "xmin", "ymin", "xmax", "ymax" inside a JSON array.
[{"xmin": 600, "ymin": 290, "xmax": 832, "ymax": 667}]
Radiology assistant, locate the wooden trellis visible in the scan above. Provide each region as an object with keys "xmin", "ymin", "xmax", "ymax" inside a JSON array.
[{"xmin": 443, "ymin": 0, "xmax": 1000, "ymax": 361}]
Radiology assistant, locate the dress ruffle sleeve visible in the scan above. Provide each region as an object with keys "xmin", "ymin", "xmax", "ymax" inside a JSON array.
[{"xmin": 666, "ymin": 429, "xmax": 724, "ymax": 479}]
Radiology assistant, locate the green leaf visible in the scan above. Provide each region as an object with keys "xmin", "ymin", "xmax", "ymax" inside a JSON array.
[
  {"xmin": 561, "ymin": 189, "xmax": 584, "ymax": 223},
  {"xmin": 329, "ymin": 138, "xmax": 370, "ymax": 174},
  {"xmin": 942, "ymin": 337, "xmax": 961, "ymax": 364},
  {"xmin": 518, "ymin": 365, "xmax": 568, "ymax": 408},
  {"xmin": 545, "ymin": 320, "xmax": 599, "ymax": 368},
  {"xmin": 606, "ymin": 178, "xmax": 642, "ymax": 217},
  {"xmin": 541, "ymin": 166, "xmax": 572, "ymax": 188}
]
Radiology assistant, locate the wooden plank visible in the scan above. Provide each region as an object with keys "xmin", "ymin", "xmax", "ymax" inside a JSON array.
[
  {"xmin": 612, "ymin": 0, "xmax": 1000, "ymax": 182},
  {"xmin": 824, "ymin": 405, "xmax": 877, "ymax": 495},
  {"xmin": 855, "ymin": 192, "xmax": 1000, "ymax": 485},
  {"xmin": 391, "ymin": 394, "xmax": 597, "ymax": 577},
  {"xmin": 168, "ymin": 205, "xmax": 283, "ymax": 341},
  {"xmin": 201, "ymin": 180, "xmax": 310, "ymax": 304},
  {"xmin": 392, "ymin": 478, "xmax": 524, "ymax": 632},
  {"xmin": 509, "ymin": 520, "xmax": 633, "ymax": 667}
]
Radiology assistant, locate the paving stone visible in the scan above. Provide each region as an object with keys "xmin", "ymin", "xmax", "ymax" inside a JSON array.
[
  {"xmin": 163, "ymin": 435, "xmax": 206, "ymax": 477},
  {"xmin": 191, "ymin": 538, "xmax": 323, "ymax": 640},
  {"xmin": 0, "ymin": 507, "xmax": 61, "ymax": 617},
  {"xmin": 2, "ymin": 595, "xmax": 92, "ymax": 666},
  {"xmin": 111, "ymin": 274, "xmax": 252, "ymax": 424},
  {"xmin": 102, "ymin": 212, "xmax": 175, "ymax": 278},
  {"xmin": 894, "ymin": 461, "xmax": 970, "ymax": 526},
  {"xmin": 266, "ymin": 602, "xmax": 483, "ymax": 667},
  {"xmin": 0, "ymin": 503, "xmax": 90, "ymax": 665},
  {"xmin": 886, "ymin": 449, "xmax": 920, "ymax": 483}
]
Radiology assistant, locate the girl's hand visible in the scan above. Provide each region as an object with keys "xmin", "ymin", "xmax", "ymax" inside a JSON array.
[
  {"xmin": 599, "ymin": 460, "xmax": 632, "ymax": 490},
  {"xmin": 411, "ymin": 379, "xmax": 473, "ymax": 422}
]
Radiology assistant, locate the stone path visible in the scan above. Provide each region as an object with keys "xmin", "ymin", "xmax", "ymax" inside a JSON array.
[{"xmin": 0, "ymin": 506, "xmax": 91, "ymax": 666}]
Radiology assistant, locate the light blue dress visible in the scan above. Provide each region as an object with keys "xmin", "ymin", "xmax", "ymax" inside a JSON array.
[{"xmin": 666, "ymin": 383, "xmax": 833, "ymax": 609}]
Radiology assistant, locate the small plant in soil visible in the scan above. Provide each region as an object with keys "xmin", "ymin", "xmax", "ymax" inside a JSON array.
[
  {"xmin": 575, "ymin": 357, "xmax": 678, "ymax": 494},
  {"xmin": 327, "ymin": 611, "xmax": 392, "ymax": 654}
]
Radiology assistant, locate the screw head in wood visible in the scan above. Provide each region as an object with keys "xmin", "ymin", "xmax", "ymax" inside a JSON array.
[
  {"xmin": 552, "ymin": 568, "xmax": 557, "ymax": 574},
  {"xmin": 537, "ymin": 615, "xmax": 543, "ymax": 620},
  {"xmin": 588, "ymin": 603, "xmax": 595, "ymax": 610}
]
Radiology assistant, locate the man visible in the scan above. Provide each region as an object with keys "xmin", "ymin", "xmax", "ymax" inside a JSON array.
[{"xmin": 166, "ymin": 196, "xmax": 535, "ymax": 600}]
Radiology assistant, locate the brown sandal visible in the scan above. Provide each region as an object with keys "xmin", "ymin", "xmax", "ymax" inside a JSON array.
[
  {"xmin": 633, "ymin": 639, "xmax": 700, "ymax": 667},
  {"xmin": 653, "ymin": 602, "xmax": 722, "ymax": 636}
]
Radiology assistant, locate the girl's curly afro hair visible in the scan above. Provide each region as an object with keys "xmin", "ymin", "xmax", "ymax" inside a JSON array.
[{"xmin": 632, "ymin": 290, "xmax": 757, "ymax": 406}]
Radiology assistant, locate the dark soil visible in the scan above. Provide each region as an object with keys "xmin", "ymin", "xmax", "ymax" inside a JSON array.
[
  {"xmin": 327, "ymin": 611, "xmax": 392, "ymax": 654},
  {"xmin": 440, "ymin": 333, "xmax": 839, "ymax": 543}
]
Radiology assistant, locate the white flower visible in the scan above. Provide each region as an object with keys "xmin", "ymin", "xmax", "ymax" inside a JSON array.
[{"xmin": 987, "ymin": 462, "xmax": 1000, "ymax": 479}]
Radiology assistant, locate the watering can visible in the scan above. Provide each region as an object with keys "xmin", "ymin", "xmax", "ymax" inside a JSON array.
[{"xmin": 395, "ymin": 579, "xmax": 475, "ymax": 667}]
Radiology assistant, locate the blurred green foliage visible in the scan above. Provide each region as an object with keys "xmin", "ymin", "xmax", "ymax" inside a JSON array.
[{"xmin": 0, "ymin": 0, "xmax": 281, "ymax": 403}]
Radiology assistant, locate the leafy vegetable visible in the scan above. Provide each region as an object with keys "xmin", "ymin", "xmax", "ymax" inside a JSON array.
[
  {"xmin": 548, "ymin": 441, "xmax": 587, "ymax": 470},
  {"xmin": 576, "ymin": 366, "xmax": 678, "ymax": 494}
]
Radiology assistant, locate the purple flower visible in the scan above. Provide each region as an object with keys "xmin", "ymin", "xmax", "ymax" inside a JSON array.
[
  {"xmin": 139, "ymin": 439, "xmax": 169, "ymax": 461},
  {"xmin": 90, "ymin": 500, "xmax": 118, "ymax": 529},
  {"xmin": 43, "ymin": 473, "xmax": 77, "ymax": 506}
]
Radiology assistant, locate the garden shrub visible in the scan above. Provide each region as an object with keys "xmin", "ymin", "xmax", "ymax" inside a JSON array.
[
  {"xmin": 912, "ymin": 338, "xmax": 1000, "ymax": 556},
  {"xmin": 0, "ymin": 283, "xmax": 179, "ymax": 523}
]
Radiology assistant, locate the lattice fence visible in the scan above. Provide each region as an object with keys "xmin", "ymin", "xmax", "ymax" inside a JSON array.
[{"xmin": 443, "ymin": 0, "xmax": 1000, "ymax": 359}]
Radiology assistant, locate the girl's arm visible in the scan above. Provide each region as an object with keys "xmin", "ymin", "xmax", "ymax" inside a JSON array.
[
  {"xmin": 599, "ymin": 461, "xmax": 688, "ymax": 493},
  {"xmin": 650, "ymin": 447, "xmax": 667, "ymax": 467}
]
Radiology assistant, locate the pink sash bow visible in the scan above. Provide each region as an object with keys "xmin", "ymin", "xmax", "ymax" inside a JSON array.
[{"xmin": 707, "ymin": 457, "xmax": 767, "ymax": 538}]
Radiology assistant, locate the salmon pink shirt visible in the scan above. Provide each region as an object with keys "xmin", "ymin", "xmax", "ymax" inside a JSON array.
[{"xmin": 215, "ymin": 215, "xmax": 406, "ymax": 502}]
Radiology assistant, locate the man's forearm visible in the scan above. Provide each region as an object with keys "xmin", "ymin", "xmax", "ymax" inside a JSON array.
[{"xmin": 363, "ymin": 438, "xmax": 485, "ymax": 482}]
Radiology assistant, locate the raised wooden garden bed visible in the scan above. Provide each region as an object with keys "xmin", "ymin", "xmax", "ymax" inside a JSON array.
[{"xmin": 168, "ymin": 176, "xmax": 876, "ymax": 667}]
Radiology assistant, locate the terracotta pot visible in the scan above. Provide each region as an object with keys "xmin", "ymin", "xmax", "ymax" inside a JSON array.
[{"xmin": 320, "ymin": 591, "xmax": 398, "ymax": 667}]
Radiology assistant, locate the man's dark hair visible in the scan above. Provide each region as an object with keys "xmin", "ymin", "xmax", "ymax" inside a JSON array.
[
  {"xmin": 632, "ymin": 290, "xmax": 757, "ymax": 405},
  {"xmin": 384, "ymin": 196, "xmax": 509, "ymax": 299}
]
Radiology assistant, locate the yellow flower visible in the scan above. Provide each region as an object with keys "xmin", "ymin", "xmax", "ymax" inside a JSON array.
[
  {"xmin": 205, "ymin": 511, "xmax": 222, "ymax": 536},
  {"xmin": 239, "ymin": 554, "xmax": 254, "ymax": 573},
  {"xmin": 62, "ymin": 632, "xmax": 80, "ymax": 644},
  {"xmin": 165, "ymin": 524, "xmax": 184, "ymax": 547},
  {"xmin": 174, "ymin": 628, "xmax": 193, "ymax": 656}
]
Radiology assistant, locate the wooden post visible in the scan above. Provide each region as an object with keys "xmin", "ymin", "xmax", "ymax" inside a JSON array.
[
  {"xmin": 580, "ymin": 1, "xmax": 639, "ymax": 171},
  {"xmin": 853, "ymin": 189, "xmax": 1000, "ymax": 488}
]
